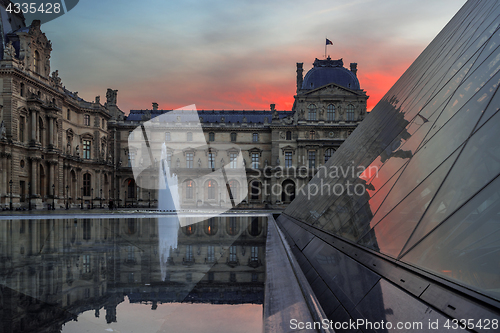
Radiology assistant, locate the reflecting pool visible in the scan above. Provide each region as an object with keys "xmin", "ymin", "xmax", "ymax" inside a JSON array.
[{"xmin": 0, "ymin": 215, "xmax": 267, "ymax": 333}]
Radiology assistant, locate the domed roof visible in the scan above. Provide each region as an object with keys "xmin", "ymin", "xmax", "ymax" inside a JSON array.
[{"xmin": 302, "ymin": 58, "xmax": 360, "ymax": 90}]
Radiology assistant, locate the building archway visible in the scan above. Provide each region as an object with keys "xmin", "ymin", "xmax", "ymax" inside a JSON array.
[{"xmin": 281, "ymin": 179, "xmax": 296, "ymax": 203}]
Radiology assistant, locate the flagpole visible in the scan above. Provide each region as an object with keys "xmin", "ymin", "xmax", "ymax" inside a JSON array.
[{"xmin": 325, "ymin": 37, "xmax": 327, "ymax": 58}]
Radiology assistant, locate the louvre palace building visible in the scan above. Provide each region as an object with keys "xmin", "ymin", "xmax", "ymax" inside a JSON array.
[{"xmin": 0, "ymin": 7, "xmax": 367, "ymax": 210}]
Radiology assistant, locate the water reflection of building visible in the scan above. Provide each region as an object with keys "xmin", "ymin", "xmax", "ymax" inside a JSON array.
[{"xmin": 0, "ymin": 216, "xmax": 266, "ymax": 332}]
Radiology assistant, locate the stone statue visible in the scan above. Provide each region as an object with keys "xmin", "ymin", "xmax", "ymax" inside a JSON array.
[
  {"xmin": 75, "ymin": 145, "xmax": 80, "ymax": 156},
  {"xmin": 3, "ymin": 41, "xmax": 16, "ymax": 60},
  {"xmin": 51, "ymin": 70, "xmax": 62, "ymax": 86},
  {"xmin": 279, "ymin": 131, "xmax": 285, "ymax": 139},
  {"xmin": 197, "ymin": 158, "xmax": 201, "ymax": 167},
  {"xmin": 276, "ymin": 157, "xmax": 280, "ymax": 165},
  {"xmin": 176, "ymin": 158, "xmax": 180, "ymax": 168},
  {"xmin": 0, "ymin": 120, "xmax": 6, "ymax": 139},
  {"xmin": 265, "ymin": 159, "xmax": 268, "ymax": 167},
  {"xmin": 299, "ymin": 109, "xmax": 305, "ymax": 120},
  {"xmin": 106, "ymin": 88, "xmax": 118, "ymax": 105}
]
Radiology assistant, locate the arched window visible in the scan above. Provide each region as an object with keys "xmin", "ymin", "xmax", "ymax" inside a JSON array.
[
  {"xmin": 83, "ymin": 114, "xmax": 90, "ymax": 126},
  {"xmin": 83, "ymin": 173, "xmax": 91, "ymax": 196},
  {"xmin": 250, "ymin": 181, "xmax": 260, "ymax": 201},
  {"xmin": 207, "ymin": 180, "xmax": 217, "ymax": 200},
  {"xmin": 204, "ymin": 218, "xmax": 218, "ymax": 235},
  {"xmin": 183, "ymin": 225, "xmax": 195, "ymax": 235},
  {"xmin": 308, "ymin": 104, "xmax": 317, "ymax": 120},
  {"xmin": 286, "ymin": 131, "xmax": 292, "ymax": 140},
  {"xmin": 346, "ymin": 104, "xmax": 355, "ymax": 121},
  {"xmin": 327, "ymin": 104, "xmax": 335, "ymax": 121},
  {"xmin": 187, "ymin": 132, "xmax": 193, "ymax": 141},
  {"xmin": 230, "ymin": 132, "xmax": 237, "ymax": 142},
  {"xmin": 248, "ymin": 217, "xmax": 261, "ymax": 236},
  {"xmin": 324, "ymin": 148, "xmax": 335, "ymax": 163},
  {"xmin": 208, "ymin": 132, "xmax": 215, "ymax": 141},
  {"xmin": 127, "ymin": 179, "xmax": 135, "ymax": 198},
  {"xmin": 185, "ymin": 180, "xmax": 194, "ymax": 199},
  {"xmin": 226, "ymin": 216, "xmax": 239, "ymax": 236},
  {"xmin": 33, "ymin": 51, "xmax": 40, "ymax": 74}
]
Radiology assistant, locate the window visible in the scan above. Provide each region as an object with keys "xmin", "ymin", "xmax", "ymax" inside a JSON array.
[
  {"xmin": 83, "ymin": 173, "xmax": 91, "ymax": 196},
  {"xmin": 346, "ymin": 104, "xmax": 355, "ymax": 121},
  {"xmin": 127, "ymin": 246, "xmax": 134, "ymax": 261},
  {"xmin": 308, "ymin": 150, "xmax": 316, "ymax": 169},
  {"xmin": 310, "ymin": 131, "xmax": 316, "ymax": 140},
  {"xmin": 325, "ymin": 148, "xmax": 335, "ymax": 163},
  {"xmin": 83, "ymin": 140, "xmax": 91, "ymax": 159},
  {"xmin": 184, "ymin": 225, "xmax": 195, "ymax": 235},
  {"xmin": 308, "ymin": 104, "xmax": 317, "ymax": 120},
  {"xmin": 252, "ymin": 133, "xmax": 258, "ymax": 142},
  {"xmin": 327, "ymin": 104, "xmax": 335, "ymax": 121},
  {"xmin": 230, "ymin": 153, "xmax": 238, "ymax": 168},
  {"xmin": 187, "ymin": 132, "xmax": 193, "ymax": 141},
  {"xmin": 230, "ymin": 132, "xmax": 237, "ymax": 142},
  {"xmin": 207, "ymin": 180, "xmax": 216, "ymax": 200},
  {"xmin": 102, "ymin": 119, "xmax": 105, "ymax": 128},
  {"xmin": 186, "ymin": 245, "xmax": 193, "ymax": 262},
  {"xmin": 251, "ymin": 153, "xmax": 259, "ymax": 168},
  {"xmin": 20, "ymin": 83, "xmax": 24, "ymax": 97},
  {"xmin": 285, "ymin": 152, "xmax": 292, "ymax": 168},
  {"xmin": 33, "ymin": 51, "xmax": 40, "ymax": 74},
  {"xmin": 165, "ymin": 132, "xmax": 171, "ymax": 141},
  {"xmin": 207, "ymin": 246, "xmax": 215, "ymax": 262},
  {"xmin": 67, "ymin": 109, "xmax": 71, "ymax": 120},
  {"xmin": 186, "ymin": 153, "xmax": 193, "ymax": 168},
  {"xmin": 19, "ymin": 117, "xmax": 25, "ymax": 142},
  {"xmin": 82, "ymin": 255, "xmax": 91, "ymax": 273},
  {"xmin": 229, "ymin": 246, "xmax": 237, "ymax": 262},
  {"xmin": 208, "ymin": 152, "xmax": 215, "ymax": 169},
  {"xmin": 209, "ymin": 132, "xmax": 215, "ymax": 141},
  {"xmin": 167, "ymin": 151, "xmax": 172, "ymax": 167},
  {"xmin": 83, "ymin": 114, "xmax": 90, "ymax": 126},
  {"xmin": 286, "ymin": 131, "xmax": 292, "ymax": 140},
  {"xmin": 185, "ymin": 180, "xmax": 193, "ymax": 199},
  {"xmin": 128, "ymin": 151, "xmax": 135, "ymax": 167},
  {"xmin": 251, "ymin": 246, "xmax": 259, "ymax": 261},
  {"xmin": 83, "ymin": 220, "xmax": 91, "ymax": 240}
]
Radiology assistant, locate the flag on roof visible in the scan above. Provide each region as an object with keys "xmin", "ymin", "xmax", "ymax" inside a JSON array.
[{"xmin": 326, "ymin": 38, "xmax": 333, "ymax": 45}]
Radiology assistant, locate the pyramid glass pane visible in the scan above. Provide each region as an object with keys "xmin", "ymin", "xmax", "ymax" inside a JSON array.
[{"xmin": 283, "ymin": 0, "xmax": 500, "ymax": 301}]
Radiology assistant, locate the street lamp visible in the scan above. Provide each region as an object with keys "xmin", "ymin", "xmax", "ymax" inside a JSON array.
[
  {"xmin": 109, "ymin": 189, "xmax": 111, "ymax": 209},
  {"xmin": 125, "ymin": 191, "xmax": 127, "ymax": 207},
  {"xmin": 100, "ymin": 188, "xmax": 102, "ymax": 209},
  {"xmin": 52, "ymin": 184, "xmax": 55, "ymax": 210},
  {"xmin": 81, "ymin": 187, "xmax": 83, "ymax": 209},
  {"xmin": 28, "ymin": 182, "xmax": 31, "ymax": 210},
  {"xmin": 148, "ymin": 191, "xmax": 151, "ymax": 208},
  {"xmin": 9, "ymin": 180, "xmax": 13, "ymax": 211},
  {"xmin": 91, "ymin": 188, "xmax": 94, "ymax": 209},
  {"xmin": 66, "ymin": 185, "xmax": 69, "ymax": 210}
]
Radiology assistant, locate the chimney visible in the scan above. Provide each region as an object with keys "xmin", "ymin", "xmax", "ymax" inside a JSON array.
[
  {"xmin": 296, "ymin": 63, "xmax": 304, "ymax": 92},
  {"xmin": 350, "ymin": 63, "xmax": 358, "ymax": 77},
  {"xmin": 152, "ymin": 102, "xmax": 158, "ymax": 110}
]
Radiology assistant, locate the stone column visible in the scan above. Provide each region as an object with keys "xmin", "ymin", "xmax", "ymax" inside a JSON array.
[
  {"xmin": 30, "ymin": 158, "xmax": 38, "ymax": 196},
  {"xmin": 31, "ymin": 111, "xmax": 37, "ymax": 143},
  {"xmin": 49, "ymin": 116, "xmax": 54, "ymax": 147}
]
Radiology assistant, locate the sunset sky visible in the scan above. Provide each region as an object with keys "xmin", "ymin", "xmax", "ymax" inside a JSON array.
[{"xmin": 39, "ymin": 0, "xmax": 467, "ymax": 114}]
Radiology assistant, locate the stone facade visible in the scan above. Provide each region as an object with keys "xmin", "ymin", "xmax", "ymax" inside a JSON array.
[{"xmin": 0, "ymin": 8, "xmax": 368, "ymax": 210}]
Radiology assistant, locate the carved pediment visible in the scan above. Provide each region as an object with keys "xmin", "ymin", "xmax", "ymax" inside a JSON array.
[{"xmin": 301, "ymin": 83, "xmax": 360, "ymax": 97}]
